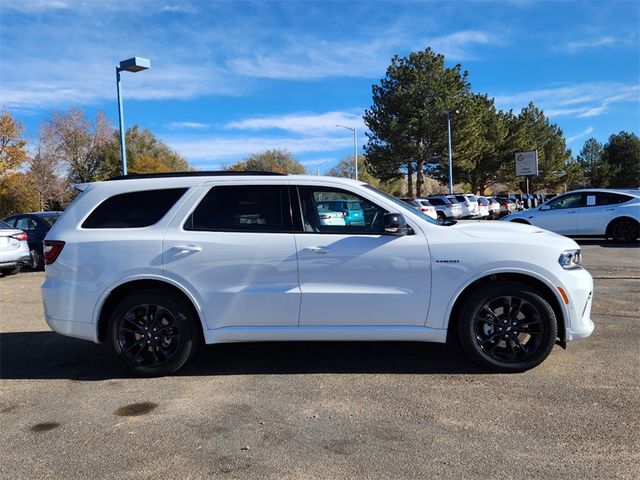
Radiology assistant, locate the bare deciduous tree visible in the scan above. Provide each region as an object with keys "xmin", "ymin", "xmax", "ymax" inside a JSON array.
[{"xmin": 41, "ymin": 108, "xmax": 113, "ymax": 183}]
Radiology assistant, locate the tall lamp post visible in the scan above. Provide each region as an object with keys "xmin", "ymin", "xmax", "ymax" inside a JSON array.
[
  {"xmin": 116, "ymin": 57, "xmax": 151, "ymax": 175},
  {"xmin": 336, "ymin": 124, "xmax": 358, "ymax": 181},
  {"xmin": 316, "ymin": 160, "xmax": 328, "ymax": 176},
  {"xmin": 446, "ymin": 110, "xmax": 459, "ymax": 194}
]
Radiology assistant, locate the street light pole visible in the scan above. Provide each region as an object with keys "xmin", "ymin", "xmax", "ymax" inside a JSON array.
[
  {"xmin": 116, "ymin": 68, "xmax": 127, "ymax": 175},
  {"xmin": 316, "ymin": 160, "xmax": 328, "ymax": 176},
  {"xmin": 446, "ymin": 110, "xmax": 458, "ymax": 194},
  {"xmin": 116, "ymin": 57, "xmax": 151, "ymax": 176},
  {"xmin": 336, "ymin": 125, "xmax": 358, "ymax": 181}
]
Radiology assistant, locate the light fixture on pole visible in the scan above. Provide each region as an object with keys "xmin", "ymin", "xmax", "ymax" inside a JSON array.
[
  {"xmin": 116, "ymin": 57, "xmax": 151, "ymax": 175},
  {"xmin": 336, "ymin": 124, "xmax": 358, "ymax": 181},
  {"xmin": 446, "ymin": 110, "xmax": 459, "ymax": 194}
]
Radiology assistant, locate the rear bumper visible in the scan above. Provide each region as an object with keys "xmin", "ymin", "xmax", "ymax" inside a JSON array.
[{"xmin": 45, "ymin": 314, "xmax": 98, "ymax": 342}]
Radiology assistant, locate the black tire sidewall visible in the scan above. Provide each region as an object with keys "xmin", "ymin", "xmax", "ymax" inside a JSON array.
[
  {"xmin": 611, "ymin": 219, "xmax": 639, "ymax": 243},
  {"xmin": 107, "ymin": 289, "xmax": 198, "ymax": 376},
  {"xmin": 457, "ymin": 282, "xmax": 558, "ymax": 373}
]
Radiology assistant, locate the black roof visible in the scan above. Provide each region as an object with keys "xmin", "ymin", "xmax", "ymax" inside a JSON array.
[{"xmin": 108, "ymin": 171, "xmax": 287, "ymax": 181}]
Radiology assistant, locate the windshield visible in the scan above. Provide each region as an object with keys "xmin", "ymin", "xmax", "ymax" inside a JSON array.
[{"xmin": 364, "ymin": 185, "xmax": 439, "ymax": 225}]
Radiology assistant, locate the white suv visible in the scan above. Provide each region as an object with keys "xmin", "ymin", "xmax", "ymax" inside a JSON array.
[{"xmin": 42, "ymin": 172, "xmax": 594, "ymax": 376}]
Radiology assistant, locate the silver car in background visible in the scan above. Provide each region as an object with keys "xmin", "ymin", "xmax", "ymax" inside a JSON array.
[{"xmin": 0, "ymin": 220, "xmax": 30, "ymax": 276}]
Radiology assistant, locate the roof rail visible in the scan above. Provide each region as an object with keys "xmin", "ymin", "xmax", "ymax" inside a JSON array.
[{"xmin": 107, "ymin": 171, "xmax": 287, "ymax": 181}]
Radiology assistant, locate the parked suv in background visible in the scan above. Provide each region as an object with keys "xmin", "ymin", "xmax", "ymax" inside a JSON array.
[
  {"xmin": 3, "ymin": 211, "xmax": 62, "ymax": 270},
  {"xmin": 43, "ymin": 172, "xmax": 594, "ymax": 376},
  {"xmin": 504, "ymin": 189, "xmax": 640, "ymax": 242},
  {"xmin": 427, "ymin": 195, "xmax": 462, "ymax": 220},
  {"xmin": 451, "ymin": 194, "xmax": 480, "ymax": 218}
]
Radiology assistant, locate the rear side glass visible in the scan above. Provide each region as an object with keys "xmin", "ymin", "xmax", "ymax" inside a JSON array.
[
  {"xmin": 185, "ymin": 185, "xmax": 291, "ymax": 233},
  {"xmin": 82, "ymin": 188, "xmax": 188, "ymax": 228},
  {"xmin": 596, "ymin": 192, "xmax": 633, "ymax": 205}
]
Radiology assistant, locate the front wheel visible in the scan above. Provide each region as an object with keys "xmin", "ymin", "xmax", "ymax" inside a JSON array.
[
  {"xmin": 457, "ymin": 282, "xmax": 557, "ymax": 373},
  {"xmin": 107, "ymin": 289, "xmax": 200, "ymax": 376}
]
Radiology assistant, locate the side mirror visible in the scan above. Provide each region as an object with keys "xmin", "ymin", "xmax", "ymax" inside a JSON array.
[
  {"xmin": 383, "ymin": 213, "xmax": 411, "ymax": 236},
  {"xmin": 539, "ymin": 205, "xmax": 550, "ymax": 211}
]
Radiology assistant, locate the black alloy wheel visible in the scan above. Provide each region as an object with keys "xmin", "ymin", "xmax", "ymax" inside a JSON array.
[
  {"xmin": 108, "ymin": 290, "xmax": 199, "ymax": 376},
  {"xmin": 458, "ymin": 282, "xmax": 557, "ymax": 372},
  {"xmin": 610, "ymin": 218, "xmax": 639, "ymax": 243}
]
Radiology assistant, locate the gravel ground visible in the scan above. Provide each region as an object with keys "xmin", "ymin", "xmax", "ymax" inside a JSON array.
[{"xmin": 1, "ymin": 239, "xmax": 639, "ymax": 479}]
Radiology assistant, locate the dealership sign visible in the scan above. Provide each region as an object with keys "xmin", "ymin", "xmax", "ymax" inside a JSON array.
[{"xmin": 515, "ymin": 151, "xmax": 538, "ymax": 176}]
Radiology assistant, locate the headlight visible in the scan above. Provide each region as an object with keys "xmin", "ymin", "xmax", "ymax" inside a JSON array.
[{"xmin": 559, "ymin": 249, "xmax": 582, "ymax": 269}]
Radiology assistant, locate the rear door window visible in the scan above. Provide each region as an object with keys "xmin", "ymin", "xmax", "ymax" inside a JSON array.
[
  {"xmin": 82, "ymin": 188, "xmax": 188, "ymax": 228},
  {"xmin": 595, "ymin": 192, "xmax": 633, "ymax": 206},
  {"xmin": 185, "ymin": 185, "xmax": 292, "ymax": 233}
]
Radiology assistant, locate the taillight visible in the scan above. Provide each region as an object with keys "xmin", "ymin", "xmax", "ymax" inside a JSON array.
[
  {"xmin": 11, "ymin": 232, "xmax": 27, "ymax": 241},
  {"xmin": 43, "ymin": 240, "xmax": 65, "ymax": 265}
]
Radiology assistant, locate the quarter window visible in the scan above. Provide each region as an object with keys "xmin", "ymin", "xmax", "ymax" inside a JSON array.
[
  {"xmin": 595, "ymin": 192, "xmax": 633, "ymax": 206},
  {"xmin": 185, "ymin": 185, "xmax": 291, "ymax": 233},
  {"xmin": 82, "ymin": 188, "xmax": 187, "ymax": 228}
]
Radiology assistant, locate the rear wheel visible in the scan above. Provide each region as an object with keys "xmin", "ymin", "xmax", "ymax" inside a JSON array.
[
  {"xmin": 29, "ymin": 249, "xmax": 43, "ymax": 270},
  {"xmin": 608, "ymin": 218, "xmax": 639, "ymax": 243},
  {"xmin": 457, "ymin": 281, "xmax": 557, "ymax": 373},
  {"xmin": 107, "ymin": 289, "xmax": 200, "ymax": 376},
  {"xmin": 0, "ymin": 267, "xmax": 20, "ymax": 276}
]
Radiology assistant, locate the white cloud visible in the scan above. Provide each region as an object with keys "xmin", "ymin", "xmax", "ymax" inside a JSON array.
[
  {"xmin": 424, "ymin": 30, "xmax": 501, "ymax": 60},
  {"xmin": 166, "ymin": 135, "xmax": 352, "ymax": 164},
  {"xmin": 564, "ymin": 36, "xmax": 618, "ymax": 53},
  {"xmin": 566, "ymin": 126, "xmax": 594, "ymax": 144},
  {"xmin": 165, "ymin": 121, "xmax": 210, "ymax": 129},
  {"xmin": 226, "ymin": 111, "xmax": 364, "ymax": 134},
  {"xmin": 495, "ymin": 82, "xmax": 640, "ymax": 119}
]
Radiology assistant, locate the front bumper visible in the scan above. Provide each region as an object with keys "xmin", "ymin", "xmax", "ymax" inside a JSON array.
[{"xmin": 561, "ymin": 268, "xmax": 595, "ymax": 342}]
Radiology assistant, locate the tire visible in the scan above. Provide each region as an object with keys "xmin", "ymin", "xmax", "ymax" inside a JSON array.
[
  {"xmin": 0, "ymin": 267, "xmax": 20, "ymax": 276},
  {"xmin": 608, "ymin": 218, "xmax": 639, "ymax": 243},
  {"xmin": 457, "ymin": 281, "xmax": 557, "ymax": 373},
  {"xmin": 29, "ymin": 249, "xmax": 43, "ymax": 270},
  {"xmin": 107, "ymin": 289, "xmax": 200, "ymax": 376},
  {"xmin": 437, "ymin": 212, "xmax": 446, "ymax": 221}
]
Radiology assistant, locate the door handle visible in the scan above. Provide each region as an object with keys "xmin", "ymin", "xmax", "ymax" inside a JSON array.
[
  {"xmin": 606, "ymin": 208, "xmax": 615, "ymax": 211},
  {"xmin": 567, "ymin": 211, "xmax": 576, "ymax": 214},
  {"xmin": 304, "ymin": 246, "xmax": 330, "ymax": 254},
  {"xmin": 172, "ymin": 245, "xmax": 202, "ymax": 253}
]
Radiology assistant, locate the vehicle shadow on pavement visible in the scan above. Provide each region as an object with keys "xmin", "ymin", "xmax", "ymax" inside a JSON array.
[
  {"xmin": 575, "ymin": 239, "xmax": 639, "ymax": 248},
  {"xmin": 0, "ymin": 331, "xmax": 487, "ymax": 380}
]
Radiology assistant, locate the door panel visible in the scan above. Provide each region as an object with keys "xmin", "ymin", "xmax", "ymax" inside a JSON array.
[
  {"xmin": 294, "ymin": 185, "xmax": 430, "ymax": 326},
  {"xmin": 295, "ymin": 233, "xmax": 431, "ymax": 326},
  {"xmin": 163, "ymin": 184, "xmax": 300, "ymax": 329},
  {"xmin": 533, "ymin": 193, "xmax": 584, "ymax": 235}
]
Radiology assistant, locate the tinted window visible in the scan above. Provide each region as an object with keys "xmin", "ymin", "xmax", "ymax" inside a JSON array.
[
  {"xmin": 427, "ymin": 198, "xmax": 445, "ymax": 206},
  {"xmin": 83, "ymin": 188, "xmax": 187, "ymax": 228},
  {"xmin": 16, "ymin": 218, "xmax": 37, "ymax": 231},
  {"xmin": 467, "ymin": 195, "xmax": 477, "ymax": 202},
  {"xmin": 185, "ymin": 185, "xmax": 291, "ymax": 233},
  {"xmin": 0, "ymin": 220, "xmax": 11, "ymax": 229},
  {"xmin": 595, "ymin": 192, "xmax": 633, "ymax": 206},
  {"xmin": 419, "ymin": 200, "xmax": 431, "ymax": 206},
  {"xmin": 447, "ymin": 197, "xmax": 460, "ymax": 204}
]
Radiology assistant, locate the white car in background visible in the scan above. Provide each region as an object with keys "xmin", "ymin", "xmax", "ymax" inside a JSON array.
[
  {"xmin": 476, "ymin": 197, "xmax": 491, "ymax": 219},
  {"xmin": 42, "ymin": 172, "xmax": 594, "ymax": 376},
  {"xmin": 503, "ymin": 189, "xmax": 640, "ymax": 242},
  {"xmin": 0, "ymin": 220, "xmax": 31, "ymax": 276},
  {"xmin": 403, "ymin": 198, "xmax": 438, "ymax": 220}
]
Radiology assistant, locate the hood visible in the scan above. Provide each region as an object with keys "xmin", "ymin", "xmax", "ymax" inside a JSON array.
[{"xmin": 453, "ymin": 220, "xmax": 578, "ymax": 248}]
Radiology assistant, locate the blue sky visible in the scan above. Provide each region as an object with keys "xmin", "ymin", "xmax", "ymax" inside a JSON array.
[{"xmin": 1, "ymin": 0, "xmax": 639, "ymax": 173}]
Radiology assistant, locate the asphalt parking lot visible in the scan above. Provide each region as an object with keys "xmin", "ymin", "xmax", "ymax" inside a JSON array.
[{"xmin": 1, "ymin": 240, "xmax": 639, "ymax": 479}]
